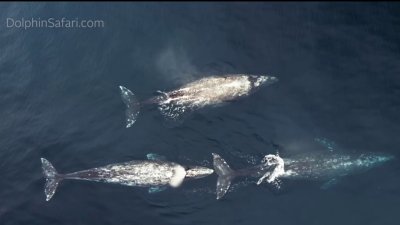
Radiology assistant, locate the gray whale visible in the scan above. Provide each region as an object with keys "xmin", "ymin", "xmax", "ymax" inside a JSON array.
[
  {"xmin": 212, "ymin": 151, "xmax": 394, "ymax": 200},
  {"xmin": 41, "ymin": 154, "xmax": 213, "ymax": 201},
  {"xmin": 119, "ymin": 74, "xmax": 278, "ymax": 127},
  {"xmin": 258, "ymin": 152, "xmax": 395, "ymax": 184}
]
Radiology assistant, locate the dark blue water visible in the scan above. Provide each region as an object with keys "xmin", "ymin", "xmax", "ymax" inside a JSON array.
[{"xmin": 1, "ymin": 2, "xmax": 400, "ymax": 225}]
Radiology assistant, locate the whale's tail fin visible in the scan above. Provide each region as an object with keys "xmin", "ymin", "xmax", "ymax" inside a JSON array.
[
  {"xmin": 212, "ymin": 153, "xmax": 236, "ymax": 200},
  {"xmin": 119, "ymin": 86, "xmax": 140, "ymax": 128},
  {"xmin": 41, "ymin": 158, "xmax": 64, "ymax": 201}
]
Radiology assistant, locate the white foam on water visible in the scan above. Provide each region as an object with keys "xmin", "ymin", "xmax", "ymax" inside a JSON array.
[{"xmin": 257, "ymin": 154, "xmax": 285, "ymax": 188}]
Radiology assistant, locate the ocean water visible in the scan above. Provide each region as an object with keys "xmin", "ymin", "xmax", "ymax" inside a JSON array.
[{"xmin": 1, "ymin": 2, "xmax": 400, "ymax": 225}]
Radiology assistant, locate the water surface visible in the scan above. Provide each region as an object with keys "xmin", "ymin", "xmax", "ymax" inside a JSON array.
[{"xmin": 0, "ymin": 2, "xmax": 399, "ymax": 225}]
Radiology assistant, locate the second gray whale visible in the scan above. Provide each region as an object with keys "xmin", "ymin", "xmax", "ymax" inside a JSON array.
[{"xmin": 119, "ymin": 74, "xmax": 278, "ymax": 127}]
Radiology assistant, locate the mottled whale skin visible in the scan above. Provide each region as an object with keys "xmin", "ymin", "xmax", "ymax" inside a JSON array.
[
  {"xmin": 212, "ymin": 152, "xmax": 394, "ymax": 200},
  {"xmin": 119, "ymin": 74, "xmax": 278, "ymax": 127},
  {"xmin": 41, "ymin": 156, "xmax": 214, "ymax": 201},
  {"xmin": 265, "ymin": 152, "xmax": 395, "ymax": 182}
]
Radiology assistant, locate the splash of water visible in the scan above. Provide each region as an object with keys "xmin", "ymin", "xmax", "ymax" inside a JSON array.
[{"xmin": 257, "ymin": 154, "xmax": 285, "ymax": 189}]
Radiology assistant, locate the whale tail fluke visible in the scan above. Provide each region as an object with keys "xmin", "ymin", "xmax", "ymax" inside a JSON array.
[
  {"xmin": 119, "ymin": 86, "xmax": 140, "ymax": 128},
  {"xmin": 212, "ymin": 153, "xmax": 236, "ymax": 200},
  {"xmin": 41, "ymin": 158, "xmax": 63, "ymax": 201}
]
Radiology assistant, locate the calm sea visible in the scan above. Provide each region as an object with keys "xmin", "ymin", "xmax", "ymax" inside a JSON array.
[{"xmin": 0, "ymin": 2, "xmax": 399, "ymax": 225}]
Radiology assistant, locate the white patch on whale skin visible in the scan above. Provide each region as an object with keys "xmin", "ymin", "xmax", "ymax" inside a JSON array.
[{"xmin": 169, "ymin": 165, "xmax": 186, "ymax": 188}]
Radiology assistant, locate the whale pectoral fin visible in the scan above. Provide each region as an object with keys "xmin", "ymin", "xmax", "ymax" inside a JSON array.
[
  {"xmin": 155, "ymin": 90, "xmax": 168, "ymax": 98},
  {"xmin": 257, "ymin": 171, "xmax": 271, "ymax": 185},
  {"xmin": 148, "ymin": 186, "xmax": 167, "ymax": 194},
  {"xmin": 314, "ymin": 137, "xmax": 337, "ymax": 152},
  {"xmin": 320, "ymin": 178, "xmax": 339, "ymax": 190},
  {"xmin": 146, "ymin": 153, "xmax": 167, "ymax": 161}
]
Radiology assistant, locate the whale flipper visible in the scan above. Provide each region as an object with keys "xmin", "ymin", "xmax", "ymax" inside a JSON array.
[
  {"xmin": 41, "ymin": 158, "xmax": 63, "ymax": 201},
  {"xmin": 212, "ymin": 153, "xmax": 235, "ymax": 200},
  {"xmin": 155, "ymin": 90, "xmax": 168, "ymax": 98},
  {"xmin": 146, "ymin": 153, "xmax": 167, "ymax": 161},
  {"xmin": 314, "ymin": 137, "xmax": 337, "ymax": 152},
  {"xmin": 320, "ymin": 178, "xmax": 339, "ymax": 190},
  {"xmin": 119, "ymin": 86, "xmax": 140, "ymax": 128},
  {"xmin": 148, "ymin": 186, "xmax": 167, "ymax": 193}
]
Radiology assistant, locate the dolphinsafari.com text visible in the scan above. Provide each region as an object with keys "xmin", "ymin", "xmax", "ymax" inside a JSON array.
[{"xmin": 6, "ymin": 17, "xmax": 105, "ymax": 29}]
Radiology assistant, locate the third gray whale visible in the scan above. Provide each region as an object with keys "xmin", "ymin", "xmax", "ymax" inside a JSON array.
[{"xmin": 212, "ymin": 151, "xmax": 394, "ymax": 200}]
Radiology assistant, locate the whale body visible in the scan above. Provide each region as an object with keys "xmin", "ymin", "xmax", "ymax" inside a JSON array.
[
  {"xmin": 259, "ymin": 152, "xmax": 395, "ymax": 183},
  {"xmin": 119, "ymin": 74, "xmax": 278, "ymax": 127},
  {"xmin": 41, "ymin": 154, "xmax": 214, "ymax": 201},
  {"xmin": 212, "ymin": 151, "xmax": 394, "ymax": 200}
]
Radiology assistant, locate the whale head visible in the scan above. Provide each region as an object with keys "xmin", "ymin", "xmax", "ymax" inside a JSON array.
[
  {"xmin": 185, "ymin": 165, "xmax": 214, "ymax": 179},
  {"xmin": 248, "ymin": 75, "xmax": 278, "ymax": 88},
  {"xmin": 358, "ymin": 152, "xmax": 395, "ymax": 168}
]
